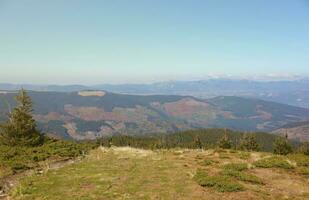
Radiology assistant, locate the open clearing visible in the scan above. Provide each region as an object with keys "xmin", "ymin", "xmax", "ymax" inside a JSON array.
[{"xmin": 10, "ymin": 147, "xmax": 309, "ymax": 200}]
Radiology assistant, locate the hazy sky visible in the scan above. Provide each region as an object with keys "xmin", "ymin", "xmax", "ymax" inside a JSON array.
[{"xmin": 1, "ymin": 0, "xmax": 309, "ymax": 84}]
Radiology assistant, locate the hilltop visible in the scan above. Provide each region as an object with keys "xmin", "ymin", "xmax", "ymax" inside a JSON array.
[{"xmin": 9, "ymin": 147, "xmax": 309, "ymax": 200}]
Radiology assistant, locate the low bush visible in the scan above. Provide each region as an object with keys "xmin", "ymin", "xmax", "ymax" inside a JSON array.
[
  {"xmin": 194, "ymin": 170, "xmax": 244, "ymax": 192},
  {"xmin": 221, "ymin": 170, "xmax": 263, "ymax": 185},
  {"xmin": 254, "ymin": 156, "xmax": 294, "ymax": 169},
  {"xmin": 0, "ymin": 138, "xmax": 98, "ymax": 175}
]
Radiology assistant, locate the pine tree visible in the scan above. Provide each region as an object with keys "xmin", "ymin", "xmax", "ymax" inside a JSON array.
[
  {"xmin": 273, "ymin": 135, "xmax": 292, "ymax": 155},
  {"xmin": 239, "ymin": 133, "xmax": 260, "ymax": 152},
  {"xmin": 0, "ymin": 89, "xmax": 43, "ymax": 146},
  {"xmin": 217, "ymin": 133, "xmax": 232, "ymax": 149},
  {"xmin": 194, "ymin": 136, "xmax": 203, "ymax": 149},
  {"xmin": 299, "ymin": 142, "xmax": 309, "ymax": 155}
]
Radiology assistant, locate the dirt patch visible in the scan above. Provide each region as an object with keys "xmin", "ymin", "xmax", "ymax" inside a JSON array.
[{"xmin": 78, "ymin": 91, "xmax": 106, "ymax": 97}]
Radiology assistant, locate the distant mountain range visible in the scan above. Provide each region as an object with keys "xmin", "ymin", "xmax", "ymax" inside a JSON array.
[
  {"xmin": 1, "ymin": 90, "xmax": 308, "ymax": 141},
  {"xmin": 1, "ymin": 78, "xmax": 309, "ymax": 108}
]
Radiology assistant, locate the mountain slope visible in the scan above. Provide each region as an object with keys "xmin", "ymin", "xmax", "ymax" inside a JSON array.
[
  {"xmin": 1, "ymin": 91, "xmax": 309, "ymax": 140},
  {"xmin": 272, "ymin": 121, "xmax": 309, "ymax": 142}
]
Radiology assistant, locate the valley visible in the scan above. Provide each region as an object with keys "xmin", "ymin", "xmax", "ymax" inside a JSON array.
[{"xmin": 1, "ymin": 91, "xmax": 308, "ymax": 141}]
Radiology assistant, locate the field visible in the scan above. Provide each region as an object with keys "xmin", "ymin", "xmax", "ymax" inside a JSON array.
[{"xmin": 9, "ymin": 147, "xmax": 309, "ymax": 200}]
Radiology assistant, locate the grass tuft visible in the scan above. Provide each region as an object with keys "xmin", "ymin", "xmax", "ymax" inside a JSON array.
[
  {"xmin": 201, "ymin": 159, "xmax": 214, "ymax": 166},
  {"xmin": 222, "ymin": 163, "xmax": 248, "ymax": 171},
  {"xmin": 296, "ymin": 167, "xmax": 309, "ymax": 177},
  {"xmin": 238, "ymin": 152, "xmax": 251, "ymax": 160},
  {"xmin": 288, "ymin": 154, "xmax": 309, "ymax": 167}
]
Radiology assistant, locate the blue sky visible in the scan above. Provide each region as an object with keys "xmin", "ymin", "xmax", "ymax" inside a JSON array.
[{"xmin": 0, "ymin": 0, "xmax": 309, "ymax": 84}]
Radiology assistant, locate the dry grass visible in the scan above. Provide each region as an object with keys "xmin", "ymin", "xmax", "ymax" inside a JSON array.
[{"xmin": 9, "ymin": 147, "xmax": 309, "ymax": 200}]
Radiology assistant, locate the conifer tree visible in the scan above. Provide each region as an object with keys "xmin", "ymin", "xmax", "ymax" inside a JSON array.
[
  {"xmin": 0, "ymin": 89, "xmax": 43, "ymax": 146},
  {"xmin": 273, "ymin": 134, "xmax": 292, "ymax": 155},
  {"xmin": 194, "ymin": 136, "xmax": 203, "ymax": 149},
  {"xmin": 299, "ymin": 141, "xmax": 309, "ymax": 155},
  {"xmin": 217, "ymin": 132, "xmax": 232, "ymax": 149},
  {"xmin": 239, "ymin": 133, "xmax": 260, "ymax": 151}
]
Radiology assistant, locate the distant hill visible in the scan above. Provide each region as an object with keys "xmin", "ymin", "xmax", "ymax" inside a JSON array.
[
  {"xmin": 1, "ymin": 91, "xmax": 309, "ymax": 140},
  {"xmin": 272, "ymin": 121, "xmax": 309, "ymax": 142},
  {"xmin": 2, "ymin": 78, "xmax": 309, "ymax": 108}
]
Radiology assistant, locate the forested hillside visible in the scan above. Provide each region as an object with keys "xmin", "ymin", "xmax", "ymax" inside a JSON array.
[{"xmin": 1, "ymin": 91, "xmax": 309, "ymax": 140}]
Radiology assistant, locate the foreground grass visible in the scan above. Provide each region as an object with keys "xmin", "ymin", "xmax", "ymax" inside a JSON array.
[{"xmin": 10, "ymin": 148, "xmax": 309, "ymax": 200}]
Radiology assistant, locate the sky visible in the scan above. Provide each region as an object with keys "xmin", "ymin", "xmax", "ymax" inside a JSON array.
[{"xmin": 0, "ymin": 0, "xmax": 309, "ymax": 84}]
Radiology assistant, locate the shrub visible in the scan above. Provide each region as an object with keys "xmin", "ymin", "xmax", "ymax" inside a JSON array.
[
  {"xmin": 217, "ymin": 134, "xmax": 232, "ymax": 149},
  {"xmin": 273, "ymin": 137, "xmax": 293, "ymax": 155},
  {"xmin": 0, "ymin": 139, "xmax": 98, "ymax": 175},
  {"xmin": 238, "ymin": 152, "xmax": 251, "ymax": 160},
  {"xmin": 194, "ymin": 170, "xmax": 244, "ymax": 192},
  {"xmin": 221, "ymin": 170, "xmax": 263, "ymax": 185},
  {"xmin": 298, "ymin": 142, "xmax": 309, "ymax": 155},
  {"xmin": 254, "ymin": 157, "xmax": 294, "ymax": 169},
  {"xmin": 239, "ymin": 134, "xmax": 260, "ymax": 152}
]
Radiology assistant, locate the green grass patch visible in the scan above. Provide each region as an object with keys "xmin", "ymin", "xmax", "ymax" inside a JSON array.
[
  {"xmin": 200, "ymin": 159, "xmax": 214, "ymax": 166},
  {"xmin": 254, "ymin": 156, "xmax": 294, "ymax": 169},
  {"xmin": 288, "ymin": 154, "xmax": 309, "ymax": 167},
  {"xmin": 194, "ymin": 170, "xmax": 244, "ymax": 192},
  {"xmin": 238, "ymin": 152, "xmax": 251, "ymax": 160},
  {"xmin": 296, "ymin": 167, "xmax": 309, "ymax": 176}
]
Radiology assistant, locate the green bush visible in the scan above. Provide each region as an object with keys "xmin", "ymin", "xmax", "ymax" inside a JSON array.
[
  {"xmin": 254, "ymin": 157, "xmax": 294, "ymax": 169},
  {"xmin": 273, "ymin": 137, "xmax": 293, "ymax": 155},
  {"xmin": 194, "ymin": 170, "xmax": 244, "ymax": 192},
  {"xmin": 0, "ymin": 139, "xmax": 98, "ymax": 175},
  {"xmin": 238, "ymin": 152, "xmax": 251, "ymax": 160},
  {"xmin": 239, "ymin": 134, "xmax": 260, "ymax": 152},
  {"xmin": 298, "ymin": 142, "xmax": 309, "ymax": 155},
  {"xmin": 221, "ymin": 170, "xmax": 263, "ymax": 185},
  {"xmin": 217, "ymin": 134, "xmax": 232, "ymax": 149}
]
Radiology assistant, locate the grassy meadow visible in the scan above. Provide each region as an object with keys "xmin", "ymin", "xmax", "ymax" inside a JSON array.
[{"xmin": 8, "ymin": 147, "xmax": 309, "ymax": 200}]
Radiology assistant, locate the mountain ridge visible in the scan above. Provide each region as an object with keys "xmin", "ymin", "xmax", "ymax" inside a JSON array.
[
  {"xmin": 1, "ymin": 91, "xmax": 309, "ymax": 141},
  {"xmin": 2, "ymin": 78, "xmax": 309, "ymax": 108}
]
